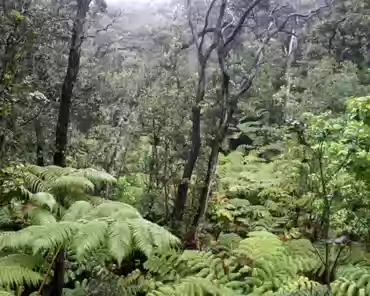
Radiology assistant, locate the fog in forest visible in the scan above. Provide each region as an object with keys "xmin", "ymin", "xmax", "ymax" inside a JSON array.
[{"xmin": 1, "ymin": 0, "xmax": 370, "ymax": 295}]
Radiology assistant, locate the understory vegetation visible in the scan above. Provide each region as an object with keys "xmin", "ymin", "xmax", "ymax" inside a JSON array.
[{"xmin": 2, "ymin": 0, "xmax": 370, "ymax": 295}]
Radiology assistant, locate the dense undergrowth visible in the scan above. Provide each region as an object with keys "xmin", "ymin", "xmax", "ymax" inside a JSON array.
[{"xmin": 2, "ymin": 96, "xmax": 370, "ymax": 295}]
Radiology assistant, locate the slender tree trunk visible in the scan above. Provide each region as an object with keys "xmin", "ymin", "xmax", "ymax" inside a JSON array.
[
  {"xmin": 283, "ymin": 21, "xmax": 297, "ymax": 120},
  {"xmin": 34, "ymin": 119, "xmax": 44, "ymax": 166},
  {"xmin": 54, "ymin": 0, "xmax": 91, "ymax": 167},
  {"xmin": 172, "ymin": 106, "xmax": 201, "ymax": 226},
  {"xmin": 52, "ymin": 1, "xmax": 90, "ymax": 296},
  {"xmin": 105, "ymin": 129, "xmax": 125, "ymax": 174},
  {"xmin": 191, "ymin": 141, "xmax": 219, "ymax": 229},
  {"xmin": 171, "ymin": 66, "xmax": 204, "ymax": 231},
  {"xmin": 187, "ymin": 63, "xmax": 231, "ymax": 241},
  {"xmin": 49, "ymin": 248, "xmax": 66, "ymax": 296}
]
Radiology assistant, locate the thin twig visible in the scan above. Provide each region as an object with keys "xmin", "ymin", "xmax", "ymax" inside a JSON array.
[{"xmin": 37, "ymin": 245, "xmax": 63, "ymax": 296}]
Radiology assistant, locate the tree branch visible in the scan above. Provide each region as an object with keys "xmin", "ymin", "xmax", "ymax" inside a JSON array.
[{"xmin": 224, "ymin": 0, "xmax": 263, "ymax": 49}]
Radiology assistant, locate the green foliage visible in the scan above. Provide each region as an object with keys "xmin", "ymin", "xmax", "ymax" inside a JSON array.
[
  {"xmin": 3, "ymin": 0, "xmax": 370, "ymax": 295},
  {"xmin": 0, "ymin": 254, "xmax": 43, "ymax": 288},
  {"xmin": 0, "ymin": 200, "xmax": 179, "ymax": 264},
  {"xmin": 111, "ymin": 230, "xmax": 370, "ymax": 296}
]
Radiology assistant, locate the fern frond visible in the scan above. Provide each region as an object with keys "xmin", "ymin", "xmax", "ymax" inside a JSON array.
[
  {"xmin": 24, "ymin": 165, "xmax": 49, "ymax": 179},
  {"xmin": 0, "ymin": 266, "xmax": 42, "ymax": 287},
  {"xmin": 31, "ymin": 221, "xmax": 80, "ymax": 253},
  {"xmin": 0, "ymin": 254, "xmax": 42, "ymax": 269},
  {"xmin": 77, "ymin": 168, "xmax": 117, "ymax": 185},
  {"xmin": 108, "ymin": 221, "xmax": 133, "ymax": 264},
  {"xmin": 62, "ymin": 201, "xmax": 94, "ymax": 221},
  {"xmin": 147, "ymin": 276, "xmax": 239, "ymax": 296},
  {"xmin": 332, "ymin": 264, "xmax": 370, "ymax": 295},
  {"xmin": 50, "ymin": 176, "xmax": 94, "ymax": 193},
  {"xmin": 43, "ymin": 165, "xmax": 75, "ymax": 177},
  {"xmin": 237, "ymin": 231, "xmax": 284, "ymax": 261},
  {"xmin": 26, "ymin": 208, "xmax": 56, "ymax": 225},
  {"xmin": 143, "ymin": 220, "xmax": 180, "ymax": 251},
  {"xmin": 277, "ymin": 276, "xmax": 326, "ymax": 295},
  {"xmin": 30, "ymin": 192, "xmax": 56, "ymax": 211},
  {"xmin": 0, "ymin": 227, "xmax": 40, "ymax": 250},
  {"xmin": 129, "ymin": 219, "xmax": 155, "ymax": 257},
  {"xmin": 72, "ymin": 220, "xmax": 109, "ymax": 260},
  {"xmin": 0, "ymin": 207, "xmax": 14, "ymax": 228},
  {"xmin": 23, "ymin": 172, "xmax": 45, "ymax": 193},
  {"xmin": 19, "ymin": 186, "xmax": 32, "ymax": 199},
  {"xmin": 85, "ymin": 201, "xmax": 141, "ymax": 220},
  {"xmin": 217, "ymin": 233, "xmax": 242, "ymax": 251}
]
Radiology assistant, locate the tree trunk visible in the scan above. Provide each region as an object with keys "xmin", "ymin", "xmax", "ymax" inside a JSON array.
[
  {"xmin": 34, "ymin": 119, "xmax": 44, "ymax": 166},
  {"xmin": 191, "ymin": 140, "xmax": 219, "ymax": 230},
  {"xmin": 171, "ymin": 105, "xmax": 201, "ymax": 230},
  {"xmin": 187, "ymin": 59, "xmax": 231, "ymax": 241},
  {"xmin": 51, "ymin": 1, "xmax": 90, "ymax": 296},
  {"xmin": 49, "ymin": 248, "xmax": 66, "ymax": 296},
  {"xmin": 171, "ymin": 62, "xmax": 205, "ymax": 231},
  {"xmin": 54, "ymin": 0, "xmax": 91, "ymax": 167}
]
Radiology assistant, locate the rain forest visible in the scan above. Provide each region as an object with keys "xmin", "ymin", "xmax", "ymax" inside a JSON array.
[{"xmin": 1, "ymin": 0, "xmax": 370, "ymax": 295}]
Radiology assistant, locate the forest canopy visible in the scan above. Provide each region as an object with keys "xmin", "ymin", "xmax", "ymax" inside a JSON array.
[{"xmin": 2, "ymin": 0, "xmax": 370, "ymax": 295}]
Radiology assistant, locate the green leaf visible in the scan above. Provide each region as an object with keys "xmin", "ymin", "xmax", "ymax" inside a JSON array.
[{"xmin": 30, "ymin": 192, "xmax": 56, "ymax": 211}]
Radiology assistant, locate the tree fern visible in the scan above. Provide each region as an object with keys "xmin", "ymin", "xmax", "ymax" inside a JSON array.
[
  {"xmin": 26, "ymin": 208, "xmax": 56, "ymax": 225},
  {"xmin": 72, "ymin": 220, "xmax": 109, "ymax": 260},
  {"xmin": 0, "ymin": 200, "xmax": 180, "ymax": 266},
  {"xmin": 62, "ymin": 200, "xmax": 93, "ymax": 221},
  {"xmin": 20, "ymin": 165, "xmax": 117, "ymax": 206},
  {"xmin": 331, "ymin": 264, "xmax": 370, "ymax": 295},
  {"xmin": 108, "ymin": 221, "xmax": 133, "ymax": 264},
  {"xmin": 0, "ymin": 264, "xmax": 42, "ymax": 288},
  {"xmin": 147, "ymin": 276, "xmax": 240, "ymax": 296},
  {"xmin": 30, "ymin": 192, "xmax": 56, "ymax": 211}
]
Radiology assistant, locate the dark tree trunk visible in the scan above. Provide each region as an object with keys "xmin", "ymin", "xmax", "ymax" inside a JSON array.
[
  {"xmin": 51, "ymin": 1, "xmax": 91, "ymax": 296},
  {"xmin": 49, "ymin": 248, "xmax": 66, "ymax": 296},
  {"xmin": 192, "ymin": 141, "xmax": 219, "ymax": 229},
  {"xmin": 171, "ymin": 61, "xmax": 206, "ymax": 232},
  {"xmin": 34, "ymin": 119, "xmax": 44, "ymax": 166},
  {"xmin": 187, "ymin": 54, "xmax": 231, "ymax": 242},
  {"xmin": 54, "ymin": 0, "xmax": 91, "ymax": 167},
  {"xmin": 171, "ymin": 0, "xmax": 225, "ymax": 232},
  {"xmin": 171, "ymin": 105, "xmax": 201, "ymax": 231}
]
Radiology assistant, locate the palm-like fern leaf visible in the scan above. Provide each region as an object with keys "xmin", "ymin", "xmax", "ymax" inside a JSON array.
[
  {"xmin": 20, "ymin": 166, "xmax": 116, "ymax": 204},
  {"xmin": 23, "ymin": 172, "xmax": 46, "ymax": 193},
  {"xmin": 84, "ymin": 201, "xmax": 141, "ymax": 220},
  {"xmin": 31, "ymin": 221, "xmax": 80, "ymax": 254},
  {"xmin": 108, "ymin": 221, "xmax": 133, "ymax": 264},
  {"xmin": 51, "ymin": 176, "xmax": 94, "ymax": 193},
  {"xmin": 0, "ymin": 266, "xmax": 42, "ymax": 287},
  {"xmin": 30, "ymin": 192, "xmax": 56, "ymax": 211},
  {"xmin": 77, "ymin": 168, "xmax": 117, "ymax": 185},
  {"xmin": 0, "ymin": 254, "xmax": 43, "ymax": 271},
  {"xmin": 26, "ymin": 208, "xmax": 56, "ymax": 225},
  {"xmin": 72, "ymin": 220, "xmax": 109, "ymax": 260},
  {"xmin": 62, "ymin": 201, "xmax": 93, "ymax": 221},
  {"xmin": 0, "ymin": 200, "xmax": 180, "ymax": 265}
]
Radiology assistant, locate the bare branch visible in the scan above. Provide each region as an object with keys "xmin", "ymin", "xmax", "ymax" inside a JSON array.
[
  {"xmin": 234, "ymin": 3, "xmax": 328, "ymax": 98},
  {"xmin": 85, "ymin": 10, "xmax": 122, "ymax": 39},
  {"xmin": 180, "ymin": 28, "xmax": 216, "ymax": 50},
  {"xmin": 203, "ymin": 0, "xmax": 226, "ymax": 63},
  {"xmin": 186, "ymin": 0, "xmax": 200, "ymax": 53},
  {"xmin": 198, "ymin": 0, "xmax": 218, "ymax": 52},
  {"xmin": 224, "ymin": 0, "xmax": 263, "ymax": 48}
]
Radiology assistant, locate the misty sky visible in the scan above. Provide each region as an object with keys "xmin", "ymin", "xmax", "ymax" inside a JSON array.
[{"xmin": 107, "ymin": 0, "xmax": 155, "ymax": 4}]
